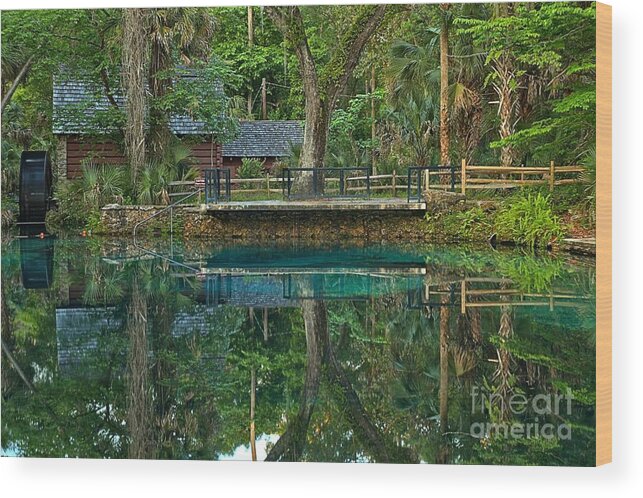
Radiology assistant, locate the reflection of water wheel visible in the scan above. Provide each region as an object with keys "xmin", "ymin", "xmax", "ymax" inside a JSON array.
[
  {"xmin": 19, "ymin": 151, "xmax": 52, "ymax": 224},
  {"xmin": 19, "ymin": 236, "xmax": 54, "ymax": 289}
]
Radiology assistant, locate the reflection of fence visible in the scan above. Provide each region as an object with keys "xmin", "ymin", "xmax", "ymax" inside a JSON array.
[
  {"xmin": 459, "ymin": 279, "xmax": 590, "ymax": 313},
  {"xmin": 410, "ymin": 278, "xmax": 591, "ymax": 313}
]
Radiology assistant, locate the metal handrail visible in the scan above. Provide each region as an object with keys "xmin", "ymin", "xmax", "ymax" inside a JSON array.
[
  {"xmin": 132, "ymin": 188, "xmax": 202, "ymax": 241},
  {"xmin": 131, "ymin": 188, "xmax": 203, "ymax": 274},
  {"xmin": 204, "ymin": 168, "xmax": 231, "ymax": 203},
  {"xmin": 282, "ymin": 167, "xmax": 371, "ymax": 200},
  {"xmin": 407, "ymin": 165, "xmax": 455, "ymax": 202}
]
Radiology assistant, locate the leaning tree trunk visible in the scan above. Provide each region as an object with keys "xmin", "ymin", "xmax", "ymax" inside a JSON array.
[
  {"xmin": 1, "ymin": 54, "xmax": 35, "ymax": 114},
  {"xmin": 122, "ymin": 9, "xmax": 149, "ymax": 188}
]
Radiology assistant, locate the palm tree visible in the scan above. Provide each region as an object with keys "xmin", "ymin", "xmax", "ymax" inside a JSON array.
[
  {"xmin": 122, "ymin": 8, "xmax": 148, "ymax": 187},
  {"xmin": 439, "ymin": 4, "xmax": 451, "ymax": 167},
  {"xmin": 384, "ymin": 92, "xmax": 439, "ymax": 168},
  {"xmin": 147, "ymin": 8, "xmax": 216, "ymax": 157},
  {"xmin": 388, "ymin": 4, "xmax": 488, "ymax": 170}
]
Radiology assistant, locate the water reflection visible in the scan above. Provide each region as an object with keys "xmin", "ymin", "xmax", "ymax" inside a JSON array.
[{"xmin": 1, "ymin": 238, "xmax": 596, "ymax": 464}]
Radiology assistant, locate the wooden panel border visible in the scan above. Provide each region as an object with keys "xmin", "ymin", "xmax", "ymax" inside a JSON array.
[{"xmin": 596, "ymin": 1, "xmax": 612, "ymax": 466}]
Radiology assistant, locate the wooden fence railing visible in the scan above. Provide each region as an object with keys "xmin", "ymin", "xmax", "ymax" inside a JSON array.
[
  {"xmin": 174, "ymin": 161, "xmax": 585, "ymax": 203},
  {"xmin": 460, "ymin": 159, "xmax": 584, "ymax": 194}
]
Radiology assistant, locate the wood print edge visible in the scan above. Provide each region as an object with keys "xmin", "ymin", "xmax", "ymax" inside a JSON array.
[{"xmin": 595, "ymin": 1, "xmax": 612, "ymax": 467}]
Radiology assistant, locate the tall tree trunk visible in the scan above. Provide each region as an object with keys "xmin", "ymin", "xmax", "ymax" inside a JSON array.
[
  {"xmin": 265, "ymin": 5, "xmax": 387, "ymax": 196},
  {"xmin": 439, "ymin": 4, "xmax": 450, "ymax": 170},
  {"xmin": 148, "ymin": 17, "xmax": 173, "ymax": 160},
  {"xmin": 122, "ymin": 9, "xmax": 149, "ymax": 188},
  {"xmin": 247, "ymin": 6, "xmax": 254, "ymax": 117},
  {"xmin": 493, "ymin": 3, "xmax": 519, "ymax": 167},
  {"xmin": 495, "ymin": 55, "xmax": 519, "ymax": 167},
  {"xmin": 370, "ymin": 66, "xmax": 377, "ymax": 175}
]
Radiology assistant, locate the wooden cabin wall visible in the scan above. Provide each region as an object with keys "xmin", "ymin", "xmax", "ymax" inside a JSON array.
[{"xmin": 61, "ymin": 136, "xmax": 224, "ymax": 179}]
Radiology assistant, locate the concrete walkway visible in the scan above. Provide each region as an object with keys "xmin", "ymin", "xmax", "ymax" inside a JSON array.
[{"xmin": 205, "ymin": 198, "xmax": 426, "ymax": 212}]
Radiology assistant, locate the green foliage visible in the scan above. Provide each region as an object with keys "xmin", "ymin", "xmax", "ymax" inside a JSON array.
[
  {"xmin": 237, "ymin": 157, "xmax": 265, "ymax": 190},
  {"xmin": 136, "ymin": 143, "xmax": 199, "ymax": 205},
  {"xmin": 327, "ymin": 92, "xmax": 381, "ymax": 168},
  {"xmin": 495, "ymin": 193, "xmax": 564, "ymax": 248},
  {"xmin": 422, "ymin": 206, "xmax": 493, "ymax": 243},
  {"xmin": 457, "ymin": 3, "xmax": 596, "ymax": 164},
  {"xmin": 384, "ymin": 92, "xmax": 439, "ymax": 167},
  {"xmin": 238, "ymin": 157, "xmax": 264, "ymax": 178},
  {"xmin": 47, "ymin": 164, "xmax": 127, "ymax": 230},
  {"xmin": 154, "ymin": 61, "xmax": 240, "ymax": 143},
  {"xmin": 497, "ymin": 254, "xmax": 563, "ymax": 293},
  {"xmin": 454, "ymin": 206, "xmax": 492, "ymax": 239}
]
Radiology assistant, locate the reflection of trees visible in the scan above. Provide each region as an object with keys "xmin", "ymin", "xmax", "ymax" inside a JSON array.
[
  {"xmin": 266, "ymin": 300, "xmax": 325, "ymax": 461},
  {"xmin": 492, "ymin": 284, "xmax": 515, "ymax": 421},
  {"xmin": 267, "ymin": 299, "xmax": 415, "ymax": 463},
  {"xmin": 2, "ymin": 238, "xmax": 599, "ymax": 465},
  {"xmin": 436, "ymin": 290, "xmax": 450, "ymax": 464},
  {"xmin": 1, "ymin": 283, "xmax": 35, "ymax": 393},
  {"xmin": 126, "ymin": 274, "xmax": 155, "ymax": 459}
]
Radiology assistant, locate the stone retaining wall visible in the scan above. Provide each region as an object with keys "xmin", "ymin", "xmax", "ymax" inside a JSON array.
[
  {"xmin": 99, "ymin": 204, "xmax": 433, "ymax": 241},
  {"xmin": 98, "ymin": 191, "xmax": 475, "ymax": 241}
]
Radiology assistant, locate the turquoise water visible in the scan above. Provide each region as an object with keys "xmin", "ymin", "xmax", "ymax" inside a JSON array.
[{"xmin": 1, "ymin": 237, "xmax": 596, "ymax": 464}]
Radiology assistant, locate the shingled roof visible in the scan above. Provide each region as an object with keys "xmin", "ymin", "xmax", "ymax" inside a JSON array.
[
  {"xmin": 52, "ymin": 70, "xmax": 224, "ymax": 135},
  {"xmin": 222, "ymin": 120, "xmax": 303, "ymax": 158}
]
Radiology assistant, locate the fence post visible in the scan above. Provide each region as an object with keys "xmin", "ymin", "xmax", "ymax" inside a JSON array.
[
  {"xmin": 392, "ymin": 170, "xmax": 397, "ymax": 197},
  {"xmin": 549, "ymin": 161, "xmax": 555, "ymax": 192},
  {"xmin": 461, "ymin": 158, "xmax": 467, "ymax": 194},
  {"xmin": 266, "ymin": 173, "xmax": 270, "ymax": 196}
]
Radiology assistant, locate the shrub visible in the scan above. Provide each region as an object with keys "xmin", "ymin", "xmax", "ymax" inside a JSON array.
[
  {"xmin": 238, "ymin": 158, "xmax": 265, "ymax": 191},
  {"xmin": 46, "ymin": 180, "xmax": 97, "ymax": 230},
  {"xmin": 238, "ymin": 158, "xmax": 264, "ymax": 178},
  {"xmin": 136, "ymin": 142, "xmax": 199, "ymax": 205},
  {"xmin": 455, "ymin": 206, "xmax": 492, "ymax": 239},
  {"xmin": 495, "ymin": 193, "xmax": 564, "ymax": 248},
  {"xmin": 47, "ymin": 163, "xmax": 127, "ymax": 230}
]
